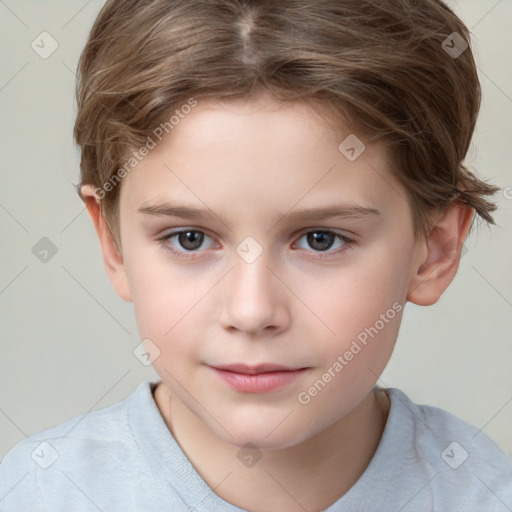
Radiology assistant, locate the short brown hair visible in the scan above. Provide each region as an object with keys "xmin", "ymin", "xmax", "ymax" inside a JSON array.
[{"xmin": 74, "ymin": 0, "xmax": 499, "ymax": 243}]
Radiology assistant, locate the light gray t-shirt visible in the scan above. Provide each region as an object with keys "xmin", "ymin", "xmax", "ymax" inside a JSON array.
[{"xmin": 1, "ymin": 380, "xmax": 511, "ymax": 511}]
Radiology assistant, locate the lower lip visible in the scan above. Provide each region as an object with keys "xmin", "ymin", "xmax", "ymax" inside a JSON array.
[{"xmin": 211, "ymin": 367, "xmax": 308, "ymax": 393}]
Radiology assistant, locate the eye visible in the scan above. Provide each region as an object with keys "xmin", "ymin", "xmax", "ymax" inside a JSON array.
[
  {"xmin": 157, "ymin": 228, "xmax": 355, "ymax": 261},
  {"xmin": 293, "ymin": 230, "xmax": 354, "ymax": 260},
  {"xmin": 158, "ymin": 229, "xmax": 217, "ymax": 260}
]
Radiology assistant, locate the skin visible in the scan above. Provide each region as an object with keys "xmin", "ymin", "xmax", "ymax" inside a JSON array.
[{"xmin": 81, "ymin": 93, "xmax": 474, "ymax": 512}]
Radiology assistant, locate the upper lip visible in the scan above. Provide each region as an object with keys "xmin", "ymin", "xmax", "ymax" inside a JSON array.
[{"xmin": 210, "ymin": 363, "xmax": 305, "ymax": 374}]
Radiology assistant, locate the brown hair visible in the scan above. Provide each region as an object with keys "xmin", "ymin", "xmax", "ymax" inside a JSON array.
[{"xmin": 74, "ymin": 0, "xmax": 500, "ymax": 243}]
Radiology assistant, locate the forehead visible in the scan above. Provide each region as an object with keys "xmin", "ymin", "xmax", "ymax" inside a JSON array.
[
  {"xmin": 119, "ymin": 94, "xmax": 400, "ymax": 223},
  {"xmin": 157, "ymin": 94, "xmax": 353, "ymax": 154}
]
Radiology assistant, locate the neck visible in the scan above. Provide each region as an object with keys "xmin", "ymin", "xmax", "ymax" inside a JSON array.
[{"xmin": 153, "ymin": 383, "xmax": 390, "ymax": 512}]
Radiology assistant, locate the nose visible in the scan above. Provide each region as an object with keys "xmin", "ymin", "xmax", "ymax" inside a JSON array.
[{"xmin": 218, "ymin": 249, "xmax": 290, "ymax": 337}]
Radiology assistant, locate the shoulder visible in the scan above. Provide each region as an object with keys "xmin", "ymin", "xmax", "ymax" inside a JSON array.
[
  {"xmin": 384, "ymin": 387, "xmax": 512, "ymax": 510},
  {"xmin": 387, "ymin": 387, "xmax": 511, "ymax": 465},
  {"xmin": 0, "ymin": 381, "xmax": 156, "ymax": 510},
  {"xmin": 1, "ymin": 387, "xmax": 132, "ymax": 463}
]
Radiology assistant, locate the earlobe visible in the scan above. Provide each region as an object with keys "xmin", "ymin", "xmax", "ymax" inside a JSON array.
[
  {"xmin": 407, "ymin": 203, "xmax": 475, "ymax": 306},
  {"xmin": 80, "ymin": 185, "xmax": 132, "ymax": 302}
]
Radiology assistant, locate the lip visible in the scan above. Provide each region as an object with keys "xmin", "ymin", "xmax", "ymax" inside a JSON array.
[
  {"xmin": 209, "ymin": 364, "xmax": 309, "ymax": 393},
  {"xmin": 212, "ymin": 363, "xmax": 303, "ymax": 374}
]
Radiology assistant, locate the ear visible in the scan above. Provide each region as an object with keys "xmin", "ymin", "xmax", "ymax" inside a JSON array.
[
  {"xmin": 407, "ymin": 202, "xmax": 475, "ymax": 306},
  {"xmin": 80, "ymin": 185, "xmax": 132, "ymax": 302}
]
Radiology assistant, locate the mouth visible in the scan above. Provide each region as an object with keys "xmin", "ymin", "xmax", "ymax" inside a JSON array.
[
  {"xmin": 210, "ymin": 363, "xmax": 306, "ymax": 374},
  {"xmin": 208, "ymin": 363, "xmax": 310, "ymax": 393}
]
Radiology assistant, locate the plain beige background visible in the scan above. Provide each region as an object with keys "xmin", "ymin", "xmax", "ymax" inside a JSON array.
[{"xmin": 1, "ymin": 0, "xmax": 511, "ymax": 462}]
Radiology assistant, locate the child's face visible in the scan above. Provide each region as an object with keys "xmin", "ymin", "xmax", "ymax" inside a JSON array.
[{"xmin": 117, "ymin": 94, "xmax": 422, "ymax": 449}]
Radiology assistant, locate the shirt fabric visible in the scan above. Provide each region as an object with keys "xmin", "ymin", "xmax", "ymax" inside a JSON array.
[{"xmin": 1, "ymin": 380, "xmax": 511, "ymax": 512}]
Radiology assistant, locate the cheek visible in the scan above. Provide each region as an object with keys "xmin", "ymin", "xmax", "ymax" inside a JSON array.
[
  {"xmin": 125, "ymin": 249, "xmax": 217, "ymax": 365},
  {"xmin": 132, "ymin": 275, "xmax": 203, "ymax": 341},
  {"xmin": 124, "ymin": 248, "xmax": 180, "ymax": 338},
  {"xmin": 294, "ymin": 264, "xmax": 405, "ymax": 418},
  {"xmin": 288, "ymin": 249, "xmax": 407, "ymax": 399},
  {"xmin": 292, "ymin": 254, "xmax": 407, "ymax": 340}
]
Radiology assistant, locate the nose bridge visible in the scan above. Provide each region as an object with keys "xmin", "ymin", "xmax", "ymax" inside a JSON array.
[
  {"xmin": 228, "ymin": 230, "xmax": 272, "ymax": 282},
  {"xmin": 218, "ymin": 241, "xmax": 288, "ymax": 334},
  {"xmin": 230, "ymin": 243, "xmax": 278, "ymax": 303}
]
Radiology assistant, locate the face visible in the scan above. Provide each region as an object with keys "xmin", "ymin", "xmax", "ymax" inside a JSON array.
[{"xmin": 117, "ymin": 93, "xmax": 419, "ymax": 450}]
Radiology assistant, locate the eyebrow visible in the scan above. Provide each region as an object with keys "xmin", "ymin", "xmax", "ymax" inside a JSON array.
[{"xmin": 138, "ymin": 201, "xmax": 381, "ymax": 225}]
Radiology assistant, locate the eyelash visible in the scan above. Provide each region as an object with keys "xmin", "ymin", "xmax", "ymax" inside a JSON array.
[{"xmin": 157, "ymin": 228, "xmax": 356, "ymax": 262}]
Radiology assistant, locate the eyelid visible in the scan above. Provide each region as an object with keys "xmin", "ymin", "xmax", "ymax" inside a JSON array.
[{"xmin": 293, "ymin": 226, "xmax": 357, "ymax": 239}]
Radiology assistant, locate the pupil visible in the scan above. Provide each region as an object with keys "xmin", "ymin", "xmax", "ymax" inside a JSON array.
[
  {"xmin": 179, "ymin": 231, "xmax": 203, "ymax": 250},
  {"xmin": 308, "ymin": 232, "xmax": 334, "ymax": 251}
]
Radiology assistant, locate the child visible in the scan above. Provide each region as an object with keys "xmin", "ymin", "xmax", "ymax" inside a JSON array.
[{"xmin": 1, "ymin": 0, "xmax": 511, "ymax": 510}]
